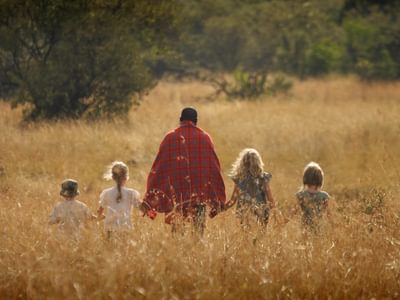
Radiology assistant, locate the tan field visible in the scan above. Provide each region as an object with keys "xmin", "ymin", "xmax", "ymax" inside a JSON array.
[{"xmin": 1, "ymin": 77, "xmax": 400, "ymax": 299}]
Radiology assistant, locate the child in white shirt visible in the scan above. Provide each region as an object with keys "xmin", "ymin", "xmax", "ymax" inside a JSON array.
[
  {"xmin": 49, "ymin": 179, "xmax": 95, "ymax": 237},
  {"xmin": 97, "ymin": 161, "xmax": 141, "ymax": 237}
]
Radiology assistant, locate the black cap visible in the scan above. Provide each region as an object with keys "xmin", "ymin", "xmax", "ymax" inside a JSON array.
[{"xmin": 180, "ymin": 107, "xmax": 197, "ymax": 124}]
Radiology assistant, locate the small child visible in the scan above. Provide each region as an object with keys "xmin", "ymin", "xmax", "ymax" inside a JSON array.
[
  {"xmin": 49, "ymin": 179, "xmax": 96, "ymax": 237},
  {"xmin": 97, "ymin": 161, "xmax": 141, "ymax": 238},
  {"xmin": 296, "ymin": 162, "xmax": 330, "ymax": 230},
  {"xmin": 226, "ymin": 148, "xmax": 276, "ymax": 227}
]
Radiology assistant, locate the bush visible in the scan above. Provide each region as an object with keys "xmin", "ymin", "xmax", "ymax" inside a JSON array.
[
  {"xmin": 192, "ymin": 68, "xmax": 292, "ymax": 100},
  {"xmin": 355, "ymin": 50, "xmax": 397, "ymax": 80},
  {"xmin": 344, "ymin": 16, "xmax": 399, "ymax": 79},
  {"xmin": 307, "ymin": 41, "xmax": 345, "ymax": 75}
]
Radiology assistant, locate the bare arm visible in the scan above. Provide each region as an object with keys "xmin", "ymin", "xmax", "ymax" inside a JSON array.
[
  {"xmin": 224, "ymin": 184, "xmax": 239, "ymax": 210},
  {"xmin": 266, "ymin": 182, "xmax": 275, "ymax": 208},
  {"xmin": 48, "ymin": 207, "xmax": 59, "ymax": 225},
  {"xmin": 289, "ymin": 195, "xmax": 302, "ymax": 218},
  {"xmin": 323, "ymin": 199, "xmax": 332, "ymax": 223},
  {"xmin": 48, "ymin": 218, "xmax": 60, "ymax": 225},
  {"xmin": 139, "ymin": 201, "xmax": 151, "ymax": 214},
  {"xmin": 97, "ymin": 206, "xmax": 105, "ymax": 220}
]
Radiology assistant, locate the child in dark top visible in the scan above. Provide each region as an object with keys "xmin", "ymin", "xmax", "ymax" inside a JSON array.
[
  {"xmin": 226, "ymin": 148, "xmax": 276, "ymax": 228},
  {"xmin": 296, "ymin": 162, "xmax": 330, "ymax": 231}
]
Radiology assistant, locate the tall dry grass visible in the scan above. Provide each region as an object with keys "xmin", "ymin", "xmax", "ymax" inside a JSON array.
[{"xmin": 1, "ymin": 77, "xmax": 400, "ymax": 299}]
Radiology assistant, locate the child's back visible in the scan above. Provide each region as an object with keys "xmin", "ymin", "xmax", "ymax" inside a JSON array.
[
  {"xmin": 99, "ymin": 186, "xmax": 140, "ymax": 231},
  {"xmin": 296, "ymin": 162, "xmax": 330, "ymax": 230},
  {"xmin": 49, "ymin": 199, "xmax": 93, "ymax": 233},
  {"xmin": 228, "ymin": 148, "xmax": 276, "ymax": 227},
  {"xmin": 296, "ymin": 190, "xmax": 329, "ymax": 225},
  {"xmin": 234, "ymin": 172, "xmax": 272, "ymax": 207},
  {"xmin": 49, "ymin": 179, "xmax": 94, "ymax": 238}
]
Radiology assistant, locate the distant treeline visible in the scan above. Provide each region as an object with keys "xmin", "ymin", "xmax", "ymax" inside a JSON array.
[
  {"xmin": 0, "ymin": 0, "xmax": 399, "ymax": 120},
  {"xmin": 168, "ymin": 0, "xmax": 400, "ymax": 80}
]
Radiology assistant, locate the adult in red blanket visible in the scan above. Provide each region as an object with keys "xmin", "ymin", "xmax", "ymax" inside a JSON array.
[{"xmin": 142, "ymin": 107, "xmax": 226, "ymax": 231}]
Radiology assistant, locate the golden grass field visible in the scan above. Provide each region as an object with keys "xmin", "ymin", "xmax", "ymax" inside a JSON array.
[{"xmin": 1, "ymin": 77, "xmax": 400, "ymax": 299}]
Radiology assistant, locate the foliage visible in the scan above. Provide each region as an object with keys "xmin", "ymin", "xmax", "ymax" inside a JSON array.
[
  {"xmin": 229, "ymin": 69, "xmax": 267, "ymax": 99},
  {"xmin": 265, "ymin": 74, "xmax": 293, "ymax": 96},
  {"xmin": 306, "ymin": 41, "xmax": 346, "ymax": 75},
  {"xmin": 175, "ymin": 0, "xmax": 400, "ymax": 80},
  {"xmin": 0, "ymin": 0, "xmax": 178, "ymax": 120},
  {"xmin": 189, "ymin": 69, "xmax": 292, "ymax": 100},
  {"xmin": 344, "ymin": 14, "xmax": 399, "ymax": 79},
  {"xmin": 2, "ymin": 0, "xmax": 400, "ymax": 120}
]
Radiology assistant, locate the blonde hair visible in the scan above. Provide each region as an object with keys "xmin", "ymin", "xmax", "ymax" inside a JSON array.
[
  {"xmin": 302, "ymin": 161, "xmax": 324, "ymax": 189},
  {"xmin": 230, "ymin": 148, "xmax": 264, "ymax": 181},
  {"xmin": 104, "ymin": 161, "xmax": 129, "ymax": 203}
]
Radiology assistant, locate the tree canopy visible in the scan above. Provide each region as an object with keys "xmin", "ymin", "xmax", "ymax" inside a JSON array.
[{"xmin": 0, "ymin": 0, "xmax": 179, "ymax": 120}]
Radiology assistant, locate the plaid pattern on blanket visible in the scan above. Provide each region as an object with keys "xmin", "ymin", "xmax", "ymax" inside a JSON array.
[{"xmin": 144, "ymin": 121, "xmax": 226, "ymax": 218}]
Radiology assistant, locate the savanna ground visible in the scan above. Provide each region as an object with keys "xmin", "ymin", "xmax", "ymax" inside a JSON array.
[{"xmin": 1, "ymin": 77, "xmax": 400, "ymax": 299}]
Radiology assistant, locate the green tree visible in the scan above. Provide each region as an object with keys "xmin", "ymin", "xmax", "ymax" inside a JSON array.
[
  {"xmin": 0, "ymin": 0, "xmax": 178, "ymax": 120},
  {"xmin": 344, "ymin": 13, "xmax": 398, "ymax": 79}
]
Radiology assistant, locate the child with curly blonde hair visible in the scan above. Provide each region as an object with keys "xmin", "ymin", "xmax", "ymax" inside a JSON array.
[
  {"xmin": 226, "ymin": 148, "xmax": 276, "ymax": 227},
  {"xmin": 97, "ymin": 161, "xmax": 141, "ymax": 237}
]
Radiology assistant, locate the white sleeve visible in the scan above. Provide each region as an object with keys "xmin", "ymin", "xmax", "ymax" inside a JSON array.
[
  {"xmin": 99, "ymin": 190, "xmax": 108, "ymax": 207},
  {"xmin": 131, "ymin": 190, "xmax": 141, "ymax": 208},
  {"xmin": 49, "ymin": 205, "xmax": 59, "ymax": 224}
]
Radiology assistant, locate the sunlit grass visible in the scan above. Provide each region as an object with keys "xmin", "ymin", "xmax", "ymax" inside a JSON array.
[{"xmin": 1, "ymin": 77, "xmax": 400, "ymax": 299}]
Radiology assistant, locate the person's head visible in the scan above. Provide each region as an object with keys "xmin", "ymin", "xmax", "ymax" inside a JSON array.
[
  {"xmin": 180, "ymin": 107, "xmax": 197, "ymax": 125},
  {"xmin": 302, "ymin": 162, "xmax": 324, "ymax": 190},
  {"xmin": 230, "ymin": 148, "xmax": 264, "ymax": 180},
  {"xmin": 104, "ymin": 161, "xmax": 129, "ymax": 203},
  {"xmin": 60, "ymin": 179, "xmax": 79, "ymax": 200}
]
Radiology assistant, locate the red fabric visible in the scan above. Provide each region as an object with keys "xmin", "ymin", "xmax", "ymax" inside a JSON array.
[{"xmin": 143, "ymin": 121, "xmax": 226, "ymax": 220}]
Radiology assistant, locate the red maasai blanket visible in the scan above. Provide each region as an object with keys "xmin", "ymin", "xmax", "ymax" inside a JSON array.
[{"xmin": 143, "ymin": 121, "xmax": 226, "ymax": 219}]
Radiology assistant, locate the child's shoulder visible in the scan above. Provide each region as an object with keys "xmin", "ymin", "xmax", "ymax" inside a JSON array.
[
  {"xmin": 295, "ymin": 190, "xmax": 305, "ymax": 199},
  {"xmin": 74, "ymin": 199, "xmax": 89, "ymax": 207},
  {"xmin": 123, "ymin": 187, "xmax": 140, "ymax": 197},
  {"xmin": 261, "ymin": 172, "xmax": 272, "ymax": 181},
  {"xmin": 318, "ymin": 191, "xmax": 330, "ymax": 200},
  {"xmin": 296, "ymin": 190, "xmax": 329, "ymax": 200},
  {"xmin": 100, "ymin": 186, "xmax": 115, "ymax": 195},
  {"xmin": 52, "ymin": 201, "xmax": 65, "ymax": 209}
]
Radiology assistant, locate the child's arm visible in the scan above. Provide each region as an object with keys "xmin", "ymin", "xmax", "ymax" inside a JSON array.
[
  {"xmin": 132, "ymin": 191, "xmax": 150, "ymax": 215},
  {"xmin": 48, "ymin": 206, "xmax": 60, "ymax": 225},
  {"xmin": 85, "ymin": 205, "xmax": 97, "ymax": 221},
  {"xmin": 48, "ymin": 217, "xmax": 60, "ymax": 225},
  {"xmin": 224, "ymin": 184, "xmax": 239, "ymax": 210},
  {"xmin": 97, "ymin": 206, "xmax": 106, "ymax": 220},
  {"xmin": 323, "ymin": 198, "xmax": 333, "ymax": 224},
  {"xmin": 88, "ymin": 212, "xmax": 97, "ymax": 221},
  {"xmin": 266, "ymin": 182, "xmax": 275, "ymax": 209},
  {"xmin": 289, "ymin": 195, "xmax": 302, "ymax": 218},
  {"xmin": 292, "ymin": 202, "xmax": 300, "ymax": 215}
]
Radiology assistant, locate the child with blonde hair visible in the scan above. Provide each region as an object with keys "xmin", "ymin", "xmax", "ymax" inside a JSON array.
[
  {"xmin": 226, "ymin": 148, "xmax": 276, "ymax": 227},
  {"xmin": 49, "ymin": 179, "xmax": 96, "ymax": 238},
  {"xmin": 97, "ymin": 161, "xmax": 141, "ymax": 237},
  {"xmin": 296, "ymin": 162, "xmax": 330, "ymax": 230}
]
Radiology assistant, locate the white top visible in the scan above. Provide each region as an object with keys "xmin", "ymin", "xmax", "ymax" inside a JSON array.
[
  {"xmin": 99, "ymin": 186, "xmax": 141, "ymax": 231},
  {"xmin": 49, "ymin": 199, "xmax": 93, "ymax": 234}
]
